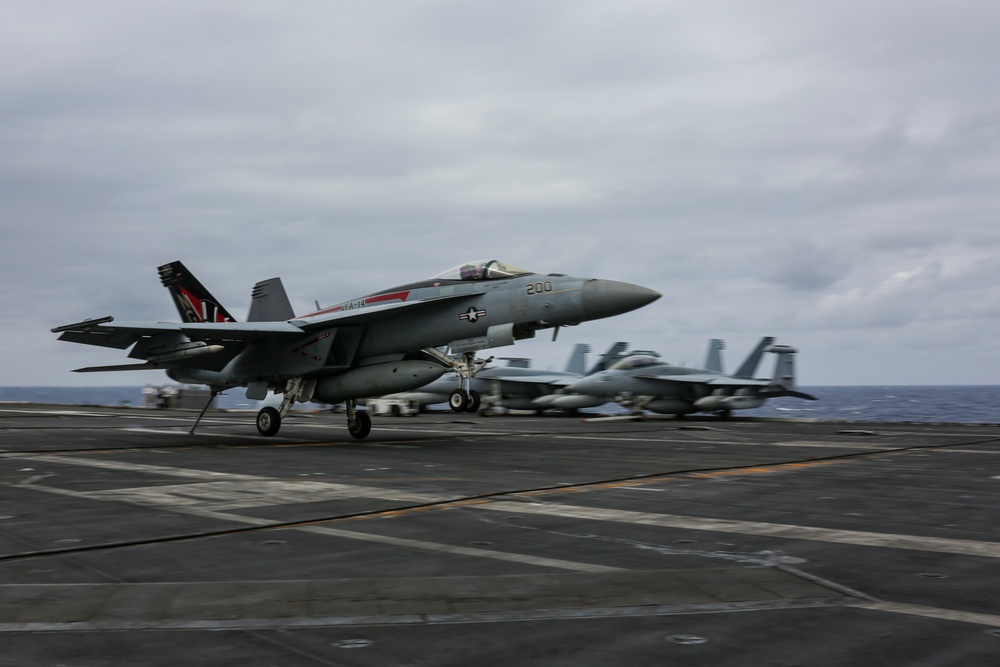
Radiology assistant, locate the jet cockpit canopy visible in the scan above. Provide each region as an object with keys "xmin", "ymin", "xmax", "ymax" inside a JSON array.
[
  {"xmin": 609, "ymin": 354, "xmax": 663, "ymax": 371},
  {"xmin": 431, "ymin": 260, "xmax": 534, "ymax": 281}
]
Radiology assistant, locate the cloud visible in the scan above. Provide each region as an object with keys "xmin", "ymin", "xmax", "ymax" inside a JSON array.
[{"xmin": 3, "ymin": 1, "xmax": 1000, "ymax": 385}]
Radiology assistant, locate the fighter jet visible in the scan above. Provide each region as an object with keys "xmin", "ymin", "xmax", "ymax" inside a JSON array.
[
  {"xmin": 553, "ymin": 337, "xmax": 816, "ymax": 417},
  {"xmin": 378, "ymin": 341, "xmax": 630, "ymax": 414},
  {"xmin": 52, "ymin": 259, "xmax": 660, "ymax": 438}
]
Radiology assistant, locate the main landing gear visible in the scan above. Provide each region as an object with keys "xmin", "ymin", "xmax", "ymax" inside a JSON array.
[
  {"xmin": 255, "ymin": 398, "xmax": 371, "ymax": 439},
  {"xmin": 345, "ymin": 399, "xmax": 372, "ymax": 439},
  {"xmin": 423, "ymin": 348, "xmax": 491, "ymax": 414},
  {"xmin": 253, "ymin": 377, "xmax": 317, "ymax": 437},
  {"xmin": 256, "ymin": 406, "xmax": 281, "ymax": 437},
  {"xmin": 250, "ymin": 377, "xmax": 372, "ymax": 440}
]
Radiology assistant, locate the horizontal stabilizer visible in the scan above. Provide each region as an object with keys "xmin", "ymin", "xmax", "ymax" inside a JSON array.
[
  {"xmin": 51, "ymin": 316, "xmax": 114, "ymax": 333},
  {"xmin": 73, "ymin": 363, "xmax": 165, "ymax": 373},
  {"xmin": 764, "ymin": 388, "xmax": 818, "ymax": 401}
]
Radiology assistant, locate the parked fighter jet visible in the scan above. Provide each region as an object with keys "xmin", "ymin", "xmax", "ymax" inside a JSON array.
[
  {"xmin": 52, "ymin": 259, "xmax": 660, "ymax": 438},
  {"xmin": 378, "ymin": 341, "xmax": 630, "ymax": 414},
  {"xmin": 553, "ymin": 337, "xmax": 816, "ymax": 417}
]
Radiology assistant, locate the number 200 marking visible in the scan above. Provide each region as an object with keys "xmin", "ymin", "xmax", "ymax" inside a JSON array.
[{"xmin": 526, "ymin": 281, "xmax": 553, "ymax": 295}]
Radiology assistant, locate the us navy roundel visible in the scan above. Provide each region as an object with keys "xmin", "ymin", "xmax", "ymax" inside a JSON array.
[{"xmin": 460, "ymin": 307, "xmax": 486, "ymax": 323}]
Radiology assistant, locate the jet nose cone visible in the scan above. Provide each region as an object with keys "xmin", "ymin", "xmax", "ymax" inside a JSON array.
[{"xmin": 580, "ymin": 280, "xmax": 661, "ymax": 321}]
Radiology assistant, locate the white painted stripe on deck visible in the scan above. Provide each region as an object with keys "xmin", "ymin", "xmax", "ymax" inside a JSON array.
[
  {"xmin": 853, "ymin": 601, "xmax": 1000, "ymax": 628},
  {"xmin": 4, "ymin": 454, "xmax": 617, "ymax": 573},
  {"xmin": 18, "ymin": 483, "xmax": 619, "ymax": 574},
  {"xmin": 483, "ymin": 501, "xmax": 1000, "ymax": 559},
  {"xmin": 4, "ymin": 453, "xmax": 262, "ymax": 480},
  {"xmin": 555, "ymin": 435, "xmax": 748, "ymax": 444},
  {"xmin": 293, "ymin": 524, "xmax": 622, "ymax": 573}
]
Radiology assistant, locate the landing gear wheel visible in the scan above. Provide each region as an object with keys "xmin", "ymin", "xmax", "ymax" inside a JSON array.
[
  {"xmin": 449, "ymin": 388, "xmax": 469, "ymax": 412},
  {"xmin": 464, "ymin": 389, "xmax": 481, "ymax": 413},
  {"xmin": 348, "ymin": 411, "xmax": 372, "ymax": 440},
  {"xmin": 256, "ymin": 407, "xmax": 281, "ymax": 437}
]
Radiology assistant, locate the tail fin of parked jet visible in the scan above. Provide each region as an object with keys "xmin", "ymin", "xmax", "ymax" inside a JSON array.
[
  {"xmin": 247, "ymin": 278, "xmax": 295, "ymax": 322},
  {"xmin": 158, "ymin": 261, "xmax": 237, "ymax": 323},
  {"xmin": 704, "ymin": 339, "xmax": 725, "ymax": 373},
  {"xmin": 563, "ymin": 344, "xmax": 591, "ymax": 375},
  {"xmin": 733, "ymin": 336, "xmax": 775, "ymax": 378},
  {"xmin": 588, "ymin": 342, "xmax": 630, "ymax": 374},
  {"xmin": 766, "ymin": 344, "xmax": 799, "ymax": 389}
]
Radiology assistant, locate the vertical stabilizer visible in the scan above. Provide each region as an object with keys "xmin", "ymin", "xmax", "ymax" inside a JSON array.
[
  {"xmin": 704, "ymin": 339, "xmax": 725, "ymax": 373},
  {"xmin": 588, "ymin": 342, "xmax": 629, "ymax": 374},
  {"xmin": 563, "ymin": 344, "xmax": 591, "ymax": 375},
  {"xmin": 247, "ymin": 278, "xmax": 295, "ymax": 322},
  {"xmin": 158, "ymin": 261, "xmax": 237, "ymax": 323},
  {"xmin": 766, "ymin": 344, "xmax": 799, "ymax": 389},
  {"xmin": 733, "ymin": 336, "xmax": 775, "ymax": 378}
]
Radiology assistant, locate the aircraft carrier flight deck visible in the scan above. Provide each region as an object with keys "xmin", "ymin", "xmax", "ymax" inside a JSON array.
[{"xmin": 1, "ymin": 404, "xmax": 998, "ymax": 665}]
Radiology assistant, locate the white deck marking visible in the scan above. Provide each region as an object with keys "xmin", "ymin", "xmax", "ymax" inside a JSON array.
[
  {"xmin": 20, "ymin": 482, "xmax": 620, "ymax": 573},
  {"xmin": 9, "ymin": 451, "xmax": 1000, "ymax": 569},
  {"xmin": 83, "ymin": 479, "xmax": 447, "ymax": 510},
  {"xmin": 4, "ymin": 453, "xmax": 618, "ymax": 573},
  {"xmin": 293, "ymin": 524, "xmax": 622, "ymax": 573},
  {"xmin": 853, "ymin": 601, "xmax": 1000, "ymax": 628},
  {"xmin": 5, "ymin": 453, "xmax": 262, "ymax": 480},
  {"xmin": 483, "ymin": 501, "xmax": 1000, "ymax": 559},
  {"xmin": 556, "ymin": 435, "xmax": 750, "ymax": 445}
]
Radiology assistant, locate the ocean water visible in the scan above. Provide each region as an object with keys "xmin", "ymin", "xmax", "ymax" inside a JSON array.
[
  {"xmin": 1, "ymin": 385, "xmax": 997, "ymax": 424},
  {"xmin": 744, "ymin": 385, "xmax": 1000, "ymax": 424}
]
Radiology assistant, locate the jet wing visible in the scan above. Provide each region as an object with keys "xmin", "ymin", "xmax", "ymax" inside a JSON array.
[
  {"xmin": 291, "ymin": 293, "xmax": 477, "ymax": 329},
  {"xmin": 480, "ymin": 373, "xmax": 579, "ymax": 387},
  {"xmin": 53, "ymin": 319, "xmax": 305, "ymax": 349},
  {"xmin": 53, "ymin": 293, "xmax": 476, "ymax": 348},
  {"xmin": 633, "ymin": 371, "xmax": 817, "ymax": 400},
  {"xmin": 634, "ymin": 372, "xmax": 774, "ymax": 388}
]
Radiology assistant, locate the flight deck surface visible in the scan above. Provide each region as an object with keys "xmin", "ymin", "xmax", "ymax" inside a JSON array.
[{"xmin": 1, "ymin": 404, "xmax": 999, "ymax": 665}]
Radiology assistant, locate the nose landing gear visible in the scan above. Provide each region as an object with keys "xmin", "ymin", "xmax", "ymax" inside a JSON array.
[{"xmin": 423, "ymin": 348, "xmax": 491, "ymax": 414}]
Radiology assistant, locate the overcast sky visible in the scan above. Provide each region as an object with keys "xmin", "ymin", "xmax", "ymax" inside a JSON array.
[{"xmin": 3, "ymin": 1, "xmax": 999, "ymax": 387}]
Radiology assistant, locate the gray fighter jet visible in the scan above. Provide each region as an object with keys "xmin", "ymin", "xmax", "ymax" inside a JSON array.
[
  {"xmin": 378, "ymin": 341, "xmax": 630, "ymax": 414},
  {"xmin": 553, "ymin": 337, "xmax": 816, "ymax": 417},
  {"xmin": 52, "ymin": 259, "xmax": 660, "ymax": 438}
]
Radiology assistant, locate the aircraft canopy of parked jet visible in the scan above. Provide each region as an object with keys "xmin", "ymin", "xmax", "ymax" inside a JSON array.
[{"xmin": 609, "ymin": 354, "xmax": 663, "ymax": 371}]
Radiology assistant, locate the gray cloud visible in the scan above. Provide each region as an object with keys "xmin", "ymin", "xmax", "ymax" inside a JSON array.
[{"xmin": 3, "ymin": 1, "xmax": 1000, "ymax": 386}]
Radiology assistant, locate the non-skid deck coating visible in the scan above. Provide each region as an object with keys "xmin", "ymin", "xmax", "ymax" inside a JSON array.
[{"xmin": 1, "ymin": 404, "xmax": 999, "ymax": 665}]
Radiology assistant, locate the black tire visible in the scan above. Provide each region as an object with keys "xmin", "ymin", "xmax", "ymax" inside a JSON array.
[
  {"xmin": 464, "ymin": 389, "xmax": 481, "ymax": 413},
  {"xmin": 256, "ymin": 407, "xmax": 281, "ymax": 437},
  {"xmin": 449, "ymin": 388, "xmax": 469, "ymax": 412},
  {"xmin": 348, "ymin": 411, "xmax": 372, "ymax": 440}
]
